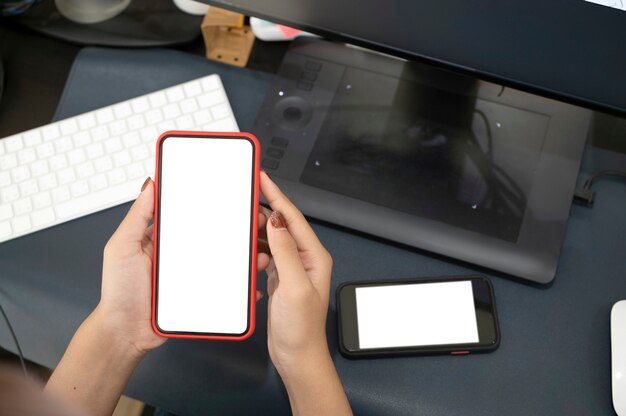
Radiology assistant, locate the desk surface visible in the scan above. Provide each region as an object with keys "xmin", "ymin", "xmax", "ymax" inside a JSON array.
[{"xmin": 1, "ymin": 46, "xmax": 626, "ymax": 416}]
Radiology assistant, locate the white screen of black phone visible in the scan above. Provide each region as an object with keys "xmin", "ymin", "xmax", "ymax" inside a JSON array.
[
  {"xmin": 355, "ymin": 281, "xmax": 479, "ymax": 349},
  {"xmin": 156, "ymin": 136, "xmax": 253, "ymax": 334}
]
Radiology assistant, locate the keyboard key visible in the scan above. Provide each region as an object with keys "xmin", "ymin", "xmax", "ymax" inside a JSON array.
[
  {"xmin": 158, "ymin": 121, "xmax": 176, "ymax": 132},
  {"xmin": 127, "ymin": 114, "xmax": 145, "ymax": 131},
  {"xmin": 149, "ymin": 91, "xmax": 167, "ymax": 108},
  {"xmin": 30, "ymin": 160, "xmax": 49, "ymax": 177},
  {"xmin": 4, "ymin": 135, "xmax": 23, "ymax": 152},
  {"xmin": 73, "ymin": 131, "xmax": 91, "ymax": 147},
  {"xmin": 52, "ymin": 186, "xmax": 71, "ymax": 203},
  {"xmin": 193, "ymin": 110, "xmax": 212, "ymax": 126},
  {"xmin": 94, "ymin": 156, "xmax": 113, "ymax": 173},
  {"xmin": 0, "ymin": 204, "xmax": 13, "ymax": 221},
  {"xmin": 12, "ymin": 166, "xmax": 30, "ymax": 183},
  {"xmin": 104, "ymin": 137, "xmax": 123, "ymax": 153},
  {"xmin": 175, "ymin": 115, "xmax": 194, "ymax": 129},
  {"xmin": 198, "ymin": 91, "xmax": 223, "ymax": 108},
  {"xmin": 211, "ymin": 104, "xmax": 230, "ymax": 120},
  {"xmin": 18, "ymin": 148, "xmax": 37, "ymax": 164},
  {"xmin": 113, "ymin": 151, "xmax": 131, "ymax": 167},
  {"xmin": 32, "ymin": 208, "xmax": 55, "ymax": 227},
  {"xmin": 14, "ymin": 198, "xmax": 33, "ymax": 215},
  {"xmin": 32, "ymin": 192, "xmax": 52, "ymax": 209},
  {"xmin": 180, "ymin": 98, "xmax": 199, "ymax": 114},
  {"xmin": 113, "ymin": 102, "xmax": 132, "ymax": 119},
  {"xmin": 145, "ymin": 109, "xmax": 163, "ymax": 125},
  {"xmin": 36, "ymin": 143, "xmax": 54, "ymax": 159},
  {"xmin": 60, "ymin": 119, "xmax": 79, "ymax": 136},
  {"xmin": 70, "ymin": 180, "xmax": 89, "ymax": 197},
  {"xmin": 131, "ymin": 145, "xmax": 149, "ymax": 161},
  {"xmin": 91, "ymin": 126, "xmax": 109, "ymax": 142},
  {"xmin": 184, "ymin": 82, "xmax": 202, "ymax": 97},
  {"xmin": 42, "ymin": 124, "xmax": 60, "ymax": 141},
  {"xmin": 201, "ymin": 76, "xmax": 220, "ymax": 91},
  {"xmin": 140, "ymin": 126, "xmax": 158, "ymax": 143},
  {"xmin": 77, "ymin": 113, "xmax": 97, "ymax": 130},
  {"xmin": 131, "ymin": 97, "xmax": 149, "ymax": 113},
  {"xmin": 76, "ymin": 161, "xmax": 95, "ymax": 179},
  {"xmin": 50, "ymin": 154, "xmax": 68, "ymax": 170},
  {"xmin": 19, "ymin": 179, "xmax": 38, "ymax": 197},
  {"xmin": 95, "ymin": 107, "xmax": 114, "ymax": 124},
  {"xmin": 107, "ymin": 168, "xmax": 127, "ymax": 185},
  {"xmin": 23, "ymin": 130, "xmax": 42, "ymax": 147},
  {"xmin": 166, "ymin": 87, "xmax": 185, "ymax": 103},
  {"xmin": 122, "ymin": 131, "xmax": 141, "ymax": 147},
  {"xmin": 125, "ymin": 163, "xmax": 145, "ymax": 179},
  {"xmin": 304, "ymin": 60, "xmax": 322, "ymax": 72},
  {"xmin": 89, "ymin": 174, "xmax": 108, "ymax": 191},
  {"xmin": 54, "ymin": 136, "xmax": 73, "ymax": 153},
  {"xmin": 38, "ymin": 173, "xmax": 57, "ymax": 191},
  {"xmin": 86, "ymin": 143, "xmax": 104, "ymax": 159},
  {"xmin": 57, "ymin": 167, "xmax": 76, "ymax": 185},
  {"xmin": 0, "ymin": 153, "xmax": 18, "ymax": 170},
  {"xmin": 67, "ymin": 148, "xmax": 86, "ymax": 165},
  {"xmin": 12, "ymin": 216, "xmax": 31, "ymax": 233},
  {"xmin": 110, "ymin": 120, "xmax": 128, "ymax": 136},
  {"xmin": 0, "ymin": 222, "xmax": 11, "ymax": 238},
  {"xmin": 0, "ymin": 172, "xmax": 10, "ymax": 187},
  {"xmin": 1, "ymin": 185, "xmax": 19, "ymax": 203},
  {"xmin": 262, "ymin": 158, "xmax": 279, "ymax": 170},
  {"xmin": 163, "ymin": 103, "xmax": 181, "ymax": 119}
]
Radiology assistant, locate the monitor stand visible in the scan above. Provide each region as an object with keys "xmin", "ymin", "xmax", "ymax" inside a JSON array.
[{"xmin": 252, "ymin": 38, "xmax": 592, "ymax": 284}]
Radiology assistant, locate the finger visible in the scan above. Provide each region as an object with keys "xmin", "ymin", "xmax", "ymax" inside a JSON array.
[
  {"xmin": 256, "ymin": 290, "xmax": 264, "ymax": 301},
  {"xmin": 257, "ymin": 252, "xmax": 270, "ymax": 271},
  {"xmin": 265, "ymin": 211, "xmax": 309, "ymax": 285},
  {"xmin": 260, "ymin": 171, "xmax": 324, "ymax": 253},
  {"xmin": 112, "ymin": 178, "xmax": 154, "ymax": 243}
]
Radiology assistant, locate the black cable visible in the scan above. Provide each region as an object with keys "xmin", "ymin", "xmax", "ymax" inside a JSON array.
[
  {"xmin": 574, "ymin": 169, "xmax": 626, "ymax": 205},
  {"xmin": 0, "ymin": 301, "xmax": 27, "ymax": 377}
]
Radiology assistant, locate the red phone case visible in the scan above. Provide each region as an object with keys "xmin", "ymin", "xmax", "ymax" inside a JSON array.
[{"xmin": 151, "ymin": 131, "xmax": 260, "ymax": 340}]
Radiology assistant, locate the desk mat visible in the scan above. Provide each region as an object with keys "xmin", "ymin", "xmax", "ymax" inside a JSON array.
[{"xmin": 1, "ymin": 47, "xmax": 626, "ymax": 415}]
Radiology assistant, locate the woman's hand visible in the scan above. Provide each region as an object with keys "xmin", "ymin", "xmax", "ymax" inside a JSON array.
[
  {"xmin": 261, "ymin": 172, "xmax": 352, "ymax": 415},
  {"xmin": 96, "ymin": 178, "xmax": 271, "ymax": 356}
]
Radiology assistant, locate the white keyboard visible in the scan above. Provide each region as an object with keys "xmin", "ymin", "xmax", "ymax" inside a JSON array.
[{"xmin": 0, "ymin": 74, "xmax": 238, "ymax": 243}]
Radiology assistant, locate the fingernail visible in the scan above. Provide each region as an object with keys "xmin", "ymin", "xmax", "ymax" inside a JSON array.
[
  {"xmin": 141, "ymin": 177, "xmax": 151, "ymax": 192},
  {"xmin": 262, "ymin": 170, "xmax": 272, "ymax": 180},
  {"xmin": 270, "ymin": 211, "xmax": 286, "ymax": 229}
]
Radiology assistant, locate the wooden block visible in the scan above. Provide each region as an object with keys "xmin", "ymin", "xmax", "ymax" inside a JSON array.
[
  {"xmin": 201, "ymin": 6, "xmax": 245, "ymax": 29},
  {"xmin": 202, "ymin": 25, "xmax": 255, "ymax": 68}
]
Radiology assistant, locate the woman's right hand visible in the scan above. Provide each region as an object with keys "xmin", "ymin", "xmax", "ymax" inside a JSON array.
[{"xmin": 260, "ymin": 171, "xmax": 352, "ymax": 415}]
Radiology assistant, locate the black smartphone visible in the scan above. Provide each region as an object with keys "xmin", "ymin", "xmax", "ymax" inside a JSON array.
[{"xmin": 337, "ymin": 276, "xmax": 499, "ymax": 358}]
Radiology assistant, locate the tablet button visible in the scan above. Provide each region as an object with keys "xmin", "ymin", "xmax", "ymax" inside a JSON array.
[
  {"xmin": 267, "ymin": 148, "xmax": 284, "ymax": 159},
  {"xmin": 262, "ymin": 159, "xmax": 279, "ymax": 170},
  {"xmin": 271, "ymin": 137, "xmax": 289, "ymax": 148},
  {"xmin": 304, "ymin": 61, "xmax": 322, "ymax": 72}
]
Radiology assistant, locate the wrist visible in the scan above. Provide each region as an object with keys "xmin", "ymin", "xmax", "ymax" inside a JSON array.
[
  {"xmin": 87, "ymin": 306, "xmax": 147, "ymax": 363},
  {"xmin": 276, "ymin": 342, "xmax": 334, "ymax": 387}
]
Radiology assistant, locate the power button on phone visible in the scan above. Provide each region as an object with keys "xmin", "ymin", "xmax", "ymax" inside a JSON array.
[{"xmin": 450, "ymin": 351, "xmax": 470, "ymax": 355}]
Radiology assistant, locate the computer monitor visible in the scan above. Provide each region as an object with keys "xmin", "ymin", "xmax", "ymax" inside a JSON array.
[{"xmin": 200, "ymin": 0, "xmax": 626, "ymax": 116}]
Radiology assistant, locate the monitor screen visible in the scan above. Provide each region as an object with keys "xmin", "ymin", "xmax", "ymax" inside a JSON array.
[{"xmin": 202, "ymin": 0, "xmax": 626, "ymax": 115}]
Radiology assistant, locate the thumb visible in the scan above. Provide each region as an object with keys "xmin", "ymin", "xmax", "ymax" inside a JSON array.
[
  {"xmin": 112, "ymin": 178, "xmax": 154, "ymax": 242},
  {"xmin": 266, "ymin": 211, "xmax": 307, "ymax": 285}
]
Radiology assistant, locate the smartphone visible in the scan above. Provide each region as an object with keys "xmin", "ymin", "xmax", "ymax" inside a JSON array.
[
  {"xmin": 337, "ymin": 276, "xmax": 499, "ymax": 357},
  {"xmin": 152, "ymin": 131, "xmax": 260, "ymax": 340}
]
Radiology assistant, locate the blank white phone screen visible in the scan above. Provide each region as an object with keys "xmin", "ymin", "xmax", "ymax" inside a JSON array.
[
  {"xmin": 157, "ymin": 136, "xmax": 253, "ymax": 335},
  {"xmin": 355, "ymin": 281, "xmax": 479, "ymax": 349}
]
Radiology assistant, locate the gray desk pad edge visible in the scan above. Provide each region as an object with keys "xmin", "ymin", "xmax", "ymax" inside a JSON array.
[{"xmin": 1, "ymin": 47, "xmax": 626, "ymax": 415}]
